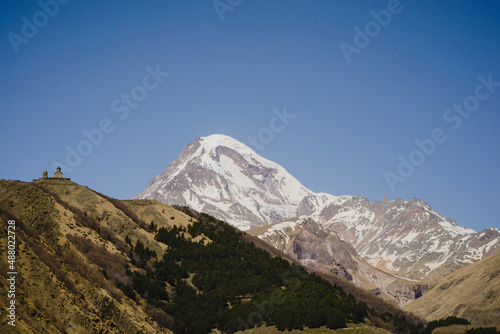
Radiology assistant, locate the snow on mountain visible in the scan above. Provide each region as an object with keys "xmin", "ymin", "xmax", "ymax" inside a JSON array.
[
  {"xmin": 134, "ymin": 134, "xmax": 312, "ymax": 230},
  {"xmin": 303, "ymin": 195, "xmax": 500, "ymax": 280},
  {"xmin": 135, "ymin": 134, "xmax": 500, "ymax": 281}
]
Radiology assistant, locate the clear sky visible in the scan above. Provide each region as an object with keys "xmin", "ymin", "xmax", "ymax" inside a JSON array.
[{"xmin": 1, "ymin": 0, "xmax": 499, "ymax": 232}]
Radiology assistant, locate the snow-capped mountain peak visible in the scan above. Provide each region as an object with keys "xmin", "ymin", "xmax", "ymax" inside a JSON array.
[
  {"xmin": 135, "ymin": 134, "xmax": 500, "ymax": 280},
  {"xmin": 134, "ymin": 134, "xmax": 313, "ymax": 230}
]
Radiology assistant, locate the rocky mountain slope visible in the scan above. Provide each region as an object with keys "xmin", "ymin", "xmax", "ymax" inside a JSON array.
[
  {"xmin": 248, "ymin": 216, "xmax": 428, "ymax": 307},
  {"xmin": 405, "ymin": 252, "xmax": 500, "ymax": 327},
  {"xmin": 0, "ymin": 178, "xmax": 422, "ymax": 334},
  {"xmin": 300, "ymin": 193, "xmax": 500, "ymax": 280},
  {"xmin": 135, "ymin": 135, "xmax": 500, "ymax": 282},
  {"xmin": 134, "ymin": 134, "xmax": 312, "ymax": 230}
]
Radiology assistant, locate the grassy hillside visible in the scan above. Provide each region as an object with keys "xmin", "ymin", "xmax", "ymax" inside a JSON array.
[
  {"xmin": 233, "ymin": 322, "xmax": 392, "ymax": 333},
  {"xmin": 0, "ymin": 179, "xmax": 173, "ymax": 333},
  {"xmin": 0, "ymin": 179, "xmax": 424, "ymax": 333},
  {"xmin": 405, "ymin": 252, "xmax": 500, "ymax": 327}
]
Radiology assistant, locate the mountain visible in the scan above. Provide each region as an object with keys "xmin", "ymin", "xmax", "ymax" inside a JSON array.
[
  {"xmin": 134, "ymin": 134, "xmax": 312, "ymax": 230},
  {"xmin": 300, "ymin": 193, "xmax": 500, "ymax": 280},
  {"xmin": 0, "ymin": 178, "xmax": 422, "ymax": 334},
  {"xmin": 405, "ymin": 252, "xmax": 500, "ymax": 327},
  {"xmin": 248, "ymin": 216, "xmax": 428, "ymax": 307},
  {"xmin": 136, "ymin": 134, "xmax": 500, "ymax": 282}
]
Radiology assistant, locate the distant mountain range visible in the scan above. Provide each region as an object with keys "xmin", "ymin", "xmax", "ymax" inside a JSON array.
[
  {"xmin": 135, "ymin": 134, "xmax": 500, "ymax": 282},
  {"xmin": 298, "ymin": 193, "xmax": 500, "ymax": 281}
]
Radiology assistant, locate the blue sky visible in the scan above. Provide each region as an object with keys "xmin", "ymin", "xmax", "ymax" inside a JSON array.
[{"xmin": 1, "ymin": 0, "xmax": 499, "ymax": 231}]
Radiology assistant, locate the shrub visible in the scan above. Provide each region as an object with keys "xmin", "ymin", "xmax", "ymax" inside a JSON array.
[
  {"xmin": 425, "ymin": 316, "xmax": 471, "ymax": 334},
  {"xmin": 145, "ymin": 305, "xmax": 174, "ymax": 329}
]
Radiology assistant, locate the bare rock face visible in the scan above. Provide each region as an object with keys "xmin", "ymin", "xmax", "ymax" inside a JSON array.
[
  {"xmin": 383, "ymin": 282, "xmax": 429, "ymax": 307},
  {"xmin": 248, "ymin": 216, "xmax": 425, "ymax": 306},
  {"xmin": 134, "ymin": 134, "xmax": 312, "ymax": 230},
  {"xmin": 249, "ymin": 217, "xmax": 363, "ymax": 279}
]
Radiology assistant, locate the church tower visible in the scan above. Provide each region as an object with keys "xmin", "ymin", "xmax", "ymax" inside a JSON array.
[{"xmin": 54, "ymin": 167, "xmax": 63, "ymax": 178}]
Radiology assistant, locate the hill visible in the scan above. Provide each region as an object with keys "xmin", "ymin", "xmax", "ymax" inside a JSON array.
[
  {"xmin": 0, "ymin": 178, "xmax": 182, "ymax": 333},
  {"xmin": 405, "ymin": 252, "xmax": 500, "ymax": 327},
  {"xmin": 0, "ymin": 178, "xmax": 423, "ymax": 333}
]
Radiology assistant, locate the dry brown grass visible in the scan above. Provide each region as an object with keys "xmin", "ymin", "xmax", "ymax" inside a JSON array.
[
  {"xmin": 123, "ymin": 200, "xmax": 196, "ymax": 229},
  {"xmin": 0, "ymin": 180, "xmax": 175, "ymax": 334},
  {"xmin": 405, "ymin": 252, "xmax": 500, "ymax": 327},
  {"xmin": 67, "ymin": 233, "xmax": 130, "ymax": 298},
  {"xmin": 91, "ymin": 189, "xmax": 149, "ymax": 230},
  {"xmin": 431, "ymin": 324, "xmax": 500, "ymax": 334}
]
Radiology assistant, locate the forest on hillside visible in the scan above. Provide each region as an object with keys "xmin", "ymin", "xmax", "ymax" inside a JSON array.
[{"xmin": 126, "ymin": 206, "xmax": 424, "ymax": 333}]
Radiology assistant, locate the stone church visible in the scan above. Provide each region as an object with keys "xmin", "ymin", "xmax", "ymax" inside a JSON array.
[{"xmin": 37, "ymin": 167, "xmax": 70, "ymax": 181}]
